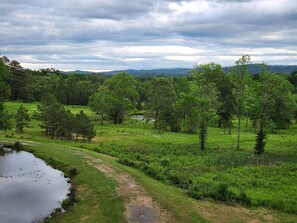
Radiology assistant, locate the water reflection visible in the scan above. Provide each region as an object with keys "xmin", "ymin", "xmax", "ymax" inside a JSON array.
[{"xmin": 0, "ymin": 149, "xmax": 70, "ymax": 223}]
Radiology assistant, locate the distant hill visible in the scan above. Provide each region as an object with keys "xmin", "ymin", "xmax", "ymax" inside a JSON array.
[
  {"xmin": 100, "ymin": 68, "xmax": 191, "ymax": 76},
  {"xmin": 223, "ymin": 64, "xmax": 297, "ymax": 75},
  {"xmin": 63, "ymin": 70, "xmax": 96, "ymax": 74},
  {"xmin": 64, "ymin": 64, "xmax": 297, "ymax": 76}
]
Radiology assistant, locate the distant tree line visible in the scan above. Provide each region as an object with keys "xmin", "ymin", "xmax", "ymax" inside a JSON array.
[
  {"xmin": 0, "ymin": 56, "xmax": 106, "ymax": 105},
  {"xmin": 1, "ymin": 55, "xmax": 297, "ymax": 152}
]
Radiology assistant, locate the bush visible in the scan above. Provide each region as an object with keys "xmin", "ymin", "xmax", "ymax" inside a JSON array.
[{"xmin": 12, "ymin": 141, "xmax": 23, "ymax": 151}]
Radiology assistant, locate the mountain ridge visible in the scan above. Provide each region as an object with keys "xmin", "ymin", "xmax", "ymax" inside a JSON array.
[{"xmin": 63, "ymin": 64, "xmax": 297, "ymax": 76}]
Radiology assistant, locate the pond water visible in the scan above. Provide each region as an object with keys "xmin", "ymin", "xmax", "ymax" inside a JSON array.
[
  {"xmin": 0, "ymin": 149, "xmax": 70, "ymax": 223},
  {"xmin": 130, "ymin": 115, "xmax": 155, "ymax": 122}
]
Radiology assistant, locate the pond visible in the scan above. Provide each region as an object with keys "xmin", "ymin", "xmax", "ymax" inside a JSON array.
[
  {"xmin": 0, "ymin": 148, "xmax": 70, "ymax": 223},
  {"xmin": 130, "ymin": 115, "xmax": 155, "ymax": 122}
]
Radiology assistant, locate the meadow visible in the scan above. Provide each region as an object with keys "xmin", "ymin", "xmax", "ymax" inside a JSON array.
[{"xmin": 2, "ymin": 101, "xmax": 297, "ymax": 221}]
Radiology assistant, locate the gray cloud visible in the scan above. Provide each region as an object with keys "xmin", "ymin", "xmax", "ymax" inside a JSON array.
[{"xmin": 0, "ymin": 0, "xmax": 297, "ymax": 70}]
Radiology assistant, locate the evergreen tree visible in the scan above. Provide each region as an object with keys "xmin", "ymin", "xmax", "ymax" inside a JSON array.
[
  {"xmin": 36, "ymin": 95, "xmax": 68, "ymax": 138},
  {"xmin": 0, "ymin": 110, "xmax": 13, "ymax": 134},
  {"xmin": 74, "ymin": 111, "xmax": 96, "ymax": 141},
  {"xmin": 15, "ymin": 105, "xmax": 30, "ymax": 133}
]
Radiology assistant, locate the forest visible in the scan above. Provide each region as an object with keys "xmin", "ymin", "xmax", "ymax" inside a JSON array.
[{"xmin": 1, "ymin": 55, "xmax": 297, "ymax": 222}]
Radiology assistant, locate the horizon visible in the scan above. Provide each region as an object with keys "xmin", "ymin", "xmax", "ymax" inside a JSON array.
[{"xmin": 62, "ymin": 64, "xmax": 297, "ymax": 73}]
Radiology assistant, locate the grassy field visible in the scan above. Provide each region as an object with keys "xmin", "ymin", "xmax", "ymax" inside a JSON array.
[{"xmin": 1, "ymin": 101, "xmax": 297, "ymax": 222}]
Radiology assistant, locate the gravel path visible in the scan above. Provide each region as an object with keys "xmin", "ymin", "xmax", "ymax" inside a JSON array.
[{"xmin": 72, "ymin": 150, "xmax": 174, "ymax": 223}]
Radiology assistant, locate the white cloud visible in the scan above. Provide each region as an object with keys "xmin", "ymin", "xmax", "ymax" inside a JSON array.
[{"xmin": 0, "ymin": 0, "xmax": 296, "ymax": 70}]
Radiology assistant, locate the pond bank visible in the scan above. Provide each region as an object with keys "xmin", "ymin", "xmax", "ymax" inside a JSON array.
[{"xmin": 0, "ymin": 145, "xmax": 71, "ymax": 223}]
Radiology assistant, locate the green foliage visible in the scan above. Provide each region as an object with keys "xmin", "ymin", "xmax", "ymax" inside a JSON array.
[
  {"xmin": 90, "ymin": 73, "xmax": 139, "ymax": 124},
  {"xmin": 35, "ymin": 95, "xmax": 96, "ymax": 140},
  {"xmin": 89, "ymin": 85, "xmax": 113, "ymax": 124},
  {"xmin": 250, "ymin": 71, "xmax": 297, "ymax": 153},
  {"xmin": 230, "ymin": 55, "xmax": 253, "ymax": 150},
  {"xmin": 91, "ymin": 123, "xmax": 297, "ymax": 214},
  {"xmin": 0, "ymin": 109, "xmax": 13, "ymax": 133},
  {"xmin": 1, "ymin": 54, "xmax": 297, "ymax": 219},
  {"xmin": 190, "ymin": 69, "xmax": 220, "ymax": 150},
  {"xmin": 15, "ymin": 105, "xmax": 30, "ymax": 133},
  {"xmin": 148, "ymin": 77, "xmax": 177, "ymax": 131},
  {"xmin": 0, "ymin": 57, "xmax": 11, "ymax": 101},
  {"xmin": 12, "ymin": 141, "xmax": 23, "ymax": 151},
  {"xmin": 254, "ymin": 129, "xmax": 266, "ymax": 155},
  {"xmin": 74, "ymin": 110, "xmax": 96, "ymax": 141}
]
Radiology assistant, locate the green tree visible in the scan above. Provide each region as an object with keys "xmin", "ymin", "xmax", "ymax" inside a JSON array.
[
  {"xmin": 288, "ymin": 70, "xmax": 297, "ymax": 93},
  {"xmin": 56, "ymin": 109, "xmax": 75, "ymax": 140},
  {"xmin": 90, "ymin": 73, "xmax": 139, "ymax": 124},
  {"xmin": 0, "ymin": 57, "xmax": 11, "ymax": 102},
  {"xmin": 195, "ymin": 63, "xmax": 235, "ymax": 133},
  {"xmin": 0, "ymin": 57, "xmax": 11, "ymax": 131},
  {"xmin": 5, "ymin": 58, "xmax": 31, "ymax": 101},
  {"xmin": 250, "ymin": 72, "xmax": 296, "ymax": 154},
  {"xmin": 0, "ymin": 110, "xmax": 13, "ymax": 133},
  {"xmin": 36, "ymin": 95, "xmax": 68, "ymax": 138},
  {"xmin": 191, "ymin": 72, "xmax": 220, "ymax": 150},
  {"xmin": 174, "ymin": 91, "xmax": 198, "ymax": 133},
  {"xmin": 105, "ymin": 73, "xmax": 139, "ymax": 124},
  {"xmin": 74, "ymin": 111, "xmax": 96, "ymax": 141},
  {"xmin": 89, "ymin": 85, "xmax": 113, "ymax": 124},
  {"xmin": 147, "ymin": 77, "xmax": 177, "ymax": 132},
  {"xmin": 230, "ymin": 55, "xmax": 252, "ymax": 150},
  {"xmin": 15, "ymin": 105, "xmax": 30, "ymax": 133},
  {"xmin": 27, "ymin": 74, "xmax": 58, "ymax": 101}
]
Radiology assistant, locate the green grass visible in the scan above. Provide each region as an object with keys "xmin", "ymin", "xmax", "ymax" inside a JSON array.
[
  {"xmin": 0, "ymin": 140, "xmax": 127, "ymax": 223},
  {"xmin": 0, "ymin": 138, "xmax": 209, "ymax": 223},
  {"xmin": 2, "ymin": 101, "xmax": 297, "ymax": 221},
  {"xmin": 81, "ymin": 148, "xmax": 209, "ymax": 223}
]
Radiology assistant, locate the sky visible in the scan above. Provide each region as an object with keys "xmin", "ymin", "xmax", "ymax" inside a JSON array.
[{"xmin": 1, "ymin": 0, "xmax": 297, "ymax": 71}]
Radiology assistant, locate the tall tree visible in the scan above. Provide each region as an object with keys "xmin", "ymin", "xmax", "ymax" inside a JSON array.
[
  {"xmin": 15, "ymin": 105, "xmax": 30, "ymax": 133},
  {"xmin": 250, "ymin": 72, "xmax": 296, "ymax": 154},
  {"xmin": 89, "ymin": 85, "xmax": 113, "ymax": 124},
  {"xmin": 105, "ymin": 73, "xmax": 139, "ymax": 124},
  {"xmin": 174, "ymin": 91, "xmax": 198, "ymax": 133},
  {"xmin": 191, "ymin": 71, "xmax": 220, "ymax": 150},
  {"xmin": 5, "ymin": 59, "xmax": 31, "ymax": 101},
  {"xmin": 0, "ymin": 57, "xmax": 11, "ymax": 102},
  {"xmin": 0, "ymin": 57, "xmax": 11, "ymax": 131},
  {"xmin": 195, "ymin": 63, "xmax": 235, "ymax": 133},
  {"xmin": 230, "ymin": 55, "xmax": 252, "ymax": 150},
  {"xmin": 148, "ymin": 77, "xmax": 177, "ymax": 132},
  {"xmin": 36, "ymin": 95, "xmax": 68, "ymax": 138},
  {"xmin": 74, "ymin": 111, "xmax": 96, "ymax": 141},
  {"xmin": 0, "ymin": 109, "xmax": 13, "ymax": 133}
]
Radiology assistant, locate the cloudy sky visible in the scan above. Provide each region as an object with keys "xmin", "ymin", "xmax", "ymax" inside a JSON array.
[{"xmin": 1, "ymin": 0, "xmax": 297, "ymax": 71}]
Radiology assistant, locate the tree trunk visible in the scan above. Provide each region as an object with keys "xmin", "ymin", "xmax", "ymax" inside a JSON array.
[
  {"xmin": 154, "ymin": 109, "xmax": 159, "ymax": 129},
  {"xmin": 253, "ymin": 119, "xmax": 258, "ymax": 129},
  {"xmin": 237, "ymin": 116, "xmax": 241, "ymax": 150},
  {"xmin": 245, "ymin": 112, "xmax": 249, "ymax": 129},
  {"xmin": 200, "ymin": 119, "xmax": 207, "ymax": 150},
  {"xmin": 114, "ymin": 111, "xmax": 118, "ymax": 124}
]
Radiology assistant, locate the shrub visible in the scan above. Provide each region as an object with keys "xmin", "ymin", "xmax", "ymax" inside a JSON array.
[{"xmin": 12, "ymin": 141, "xmax": 23, "ymax": 151}]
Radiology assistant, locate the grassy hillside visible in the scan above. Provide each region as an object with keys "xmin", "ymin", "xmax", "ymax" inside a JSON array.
[{"xmin": 1, "ymin": 101, "xmax": 297, "ymax": 222}]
